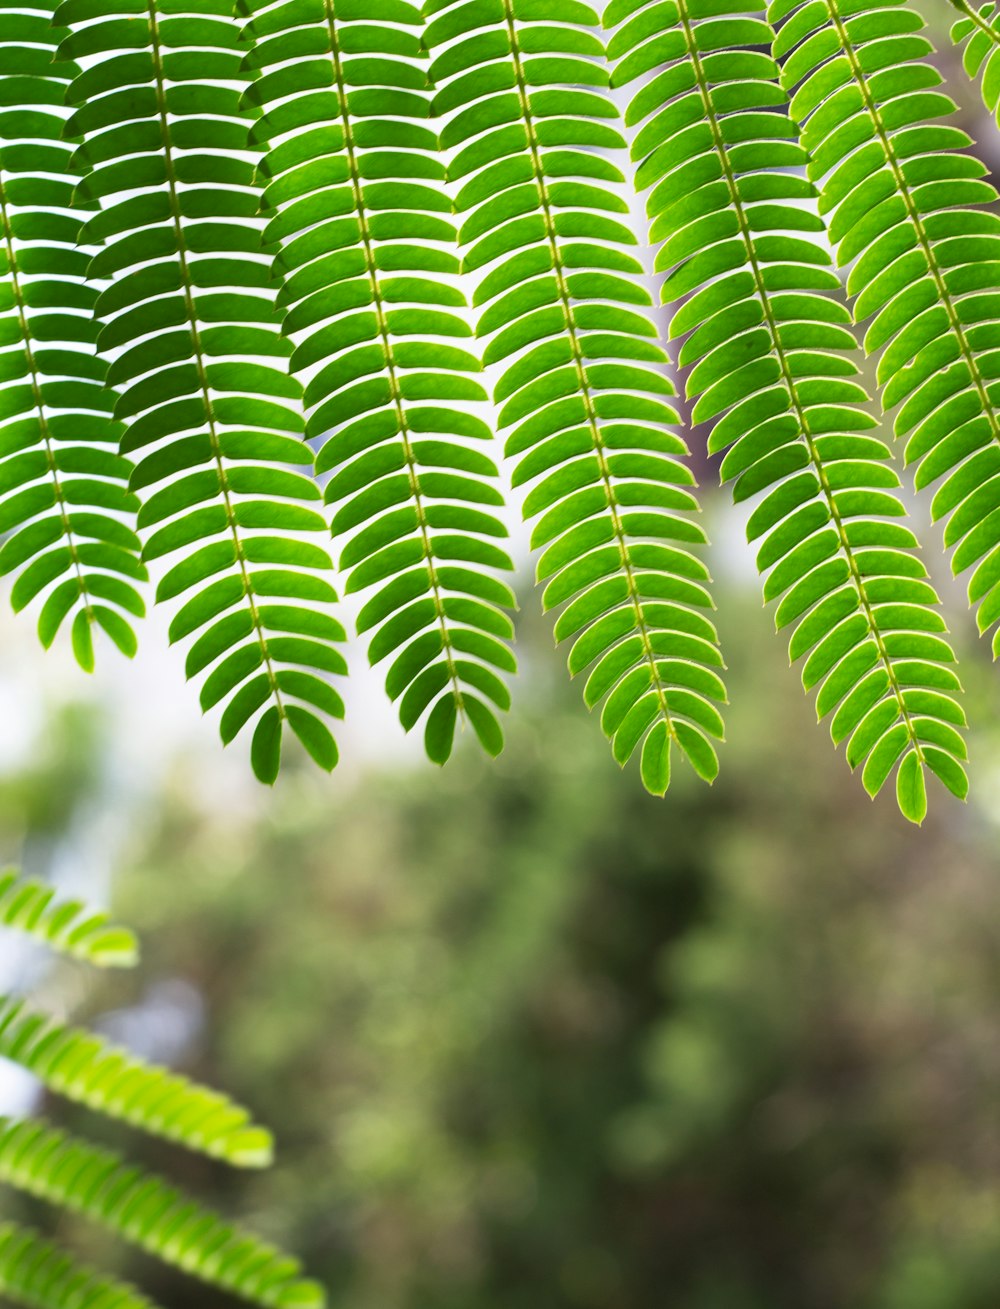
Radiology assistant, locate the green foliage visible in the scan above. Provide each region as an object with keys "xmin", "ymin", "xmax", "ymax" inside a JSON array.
[
  {"xmin": 0, "ymin": 1119, "xmax": 317, "ymax": 1308},
  {"xmin": 0, "ymin": 868, "xmax": 137, "ymax": 966},
  {"xmin": 55, "ymin": 0, "xmax": 347, "ymax": 783},
  {"xmin": 239, "ymin": 0, "xmax": 516, "ymax": 763},
  {"xmin": 951, "ymin": 1, "xmax": 1000, "ymax": 116},
  {"xmin": 0, "ymin": 8, "xmax": 144, "ymax": 663},
  {"xmin": 770, "ymin": 0, "xmax": 994, "ymax": 800},
  {"xmin": 426, "ymin": 0, "xmax": 726, "ymax": 788},
  {"xmin": 0, "ymin": 1222, "xmax": 151, "ymax": 1309},
  {"xmin": 0, "ymin": 994, "xmax": 272, "ymax": 1162},
  {"xmin": 605, "ymin": 0, "xmax": 967, "ymax": 816},
  {"xmin": 106, "ymin": 595, "xmax": 1000, "ymax": 1308},
  {"xmin": 0, "ymin": 0, "xmax": 997, "ymax": 816},
  {"xmin": 0, "ymin": 872, "xmax": 323, "ymax": 1309}
]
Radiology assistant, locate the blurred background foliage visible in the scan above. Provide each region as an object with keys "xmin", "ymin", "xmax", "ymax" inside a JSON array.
[{"xmin": 4, "ymin": 538, "xmax": 1000, "ymax": 1309}]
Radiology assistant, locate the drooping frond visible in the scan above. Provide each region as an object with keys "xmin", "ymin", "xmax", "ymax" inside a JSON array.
[
  {"xmin": 55, "ymin": 0, "xmax": 347, "ymax": 784},
  {"xmin": 0, "ymin": 1221, "xmax": 154, "ymax": 1309},
  {"xmin": 240, "ymin": 0, "xmax": 517, "ymax": 764},
  {"xmin": 0, "ymin": 3, "xmax": 145, "ymax": 667},
  {"xmin": 424, "ymin": 0, "xmax": 727, "ymax": 794},
  {"xmin": 775, "ymin": 2, "xmax": 1000, "ymax": 676},
  {"xmin": 950, "ymin": 0, "xmax": 1000, "ymax": 119},
  {"xmin": 0, "ymin": 0, "xmax": 990, "ymax": 805},
  {"xmin": 607, "ymin": 0, "xmax": 967, "ymax": 820},
  {"xmin": 0, "ymin": 872, "xmax": 323, "ymax": 1305},
  {"xmin": 0, "ymin": 994, "xmax": 273, "ymax": 1165},
  {"xmin": 0, "ymin": 868, "xmax": 138, "ymax": 967},
  {"xmin": 0, "ymin": 1116, "xmax": 323, "ymax": 1309}
]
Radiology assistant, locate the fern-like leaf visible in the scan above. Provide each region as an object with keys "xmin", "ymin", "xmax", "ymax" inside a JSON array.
[
  {"xmin": 56, "ymin": 0, "xmax": 347, "ymax": 783},
  {"xmin": 239, "ymin": 0, "xmax": 515, "ymax": 763},
  {"xmin": 607, "ymin": 0, "xmax": 967, "ymax": 819},
  {"xmin": 0, "ymin": 1221, "xmax": 154, "ymax": 1309},
  {"xmin": 0, "ymin": 1116, "xmax": 322, "ymax": 1309},
  {"xmin": 0, "ymin": 874, "xmax": 323, "ymax": 1306},
  {"xmin": 425, "ymin": 0, "xmax": 727, "ymax": 793},
  {"xmin": 0, "ymin": 3, "xmax": 145, "ymax": 668},
  {"xmin": 0, "ymin": 868, "xmax": 138, "ymax": 966},
  {"xmin": 777, "ymin": 0, "xmax": 1000, "ymax": 681},
  {"xmin": 0, "ymin": 994, "xmax": 273, "ymax": 1165}
]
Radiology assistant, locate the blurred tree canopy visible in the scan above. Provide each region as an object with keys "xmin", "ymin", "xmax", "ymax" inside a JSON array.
[{"xmin": 2, "ymin": 569, "xmax": 977, "ymax": 1309}]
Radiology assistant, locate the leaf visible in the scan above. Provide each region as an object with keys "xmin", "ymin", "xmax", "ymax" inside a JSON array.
[
  {"xmin": 0, "ymin": 1118, "xmax": 321, "ymax": 1309},
  {"xmin": 0, "ymin": 1222, "xmax": 151, "ymax": 1309},
  {"xmin": 608, "ymin": 0, "xmax": 965, "ymax": 816},
  {"xmin": 251, "ymin": 705, "xmax": 283, "ymax": 785},
  {"xmin": 59, "ymin": 0, "xmax": 345, "ymax": 776},
  {"xmin": 70, "ymin": 609, "xmax": 94, "ymax": 673},
  {"xmin": 286, "ymin": 704, "xmax": 338, "ymax": 771},
  {"xmin": 0, "ymin": 869, "xmax": 138, "ymax": 967},
  {"xmin": 424, "ymin": 693, "xmax": 458, "ymax": 764},
  {"xmin": 640, "ymin": 719, "xmax": 671, "ymax": 795},
  {"xmin": 464, "ymin": 693, "xmax": 505, "ymax": 757},
  {"xmin": 776, "ymin": 0, "xmax": 1000, "ymax": 696},
  {"xmin": 895, "ymin": 748, "xmax": 928, "ymax": 824},
  {"xmin": 429, "ymin": 0, "xmax": 725, "ymax": 792},
  {"xmin": 0, "ymin": 990, "xmax": 273, "ymax": 1164},
  {"xmin": 244, "ymin": 0, "xmax": 514, "ymax": 759},
  {"xmin": 0, "ymin": 15, "xmax": 144, "ymax": 663},
  {"xmin": 0, "ymin": 869, "xmax": 323, "ymax": 1307}
]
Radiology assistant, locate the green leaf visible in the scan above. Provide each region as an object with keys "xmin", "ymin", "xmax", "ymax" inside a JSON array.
[
  {"xmin": 607, "ymin": 0, "xmax": 964, "ymax": 816},
  {"xmin": 464, "ymin": 693, "xmax": 504, "ymax": 757},
  {"xmin": 0, "ymin": 1222, "xmax": 150, "ymax": 1309},
  {"xmin": 0, "ymin": 869, "xmax": 138, "ymax": 968},
  {"xmin": 286, "ymin": 704, "xmax": 338, "ymax": 771},
  {"xmin": 0, "ymin": 1117, "xmax": 320, "ymax": 1309},
  {"xmin": 247, "ymin": 0, "xmax": 514, "ymax": 761},
  {"xmin": 251, "ymin": 706, "xmax": 283, "ymax": 785},
  {"xmin": 430, "ymin": 0, "xmax": 723, "ymax": 788},
  {"xmin": 59, "ymin": 0, "xmax": 345, "ymax": 778},
  {"xmin": 424, "ymin": 693, "xmax": 458, "ymax": 764},
  {"xmin": 0, "ymin": 991, "xmax": 273, "ymax": 1164},
  {"xmin": 70, "ymin": 610, "xmax": 94, "ymax": 673},
  {"xmin": 640, "ymin": 720, "xmax": 671, "ymax": 795},
  {"xmin": 895, "ymin": 749, "xmax": 928, "ymax": 823}
]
